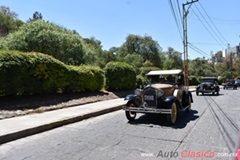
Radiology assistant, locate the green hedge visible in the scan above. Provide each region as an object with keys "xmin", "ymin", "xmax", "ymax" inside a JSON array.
[
  {"xmin": 104, "ymin": 62, "xmax": 136, "ymax": 90},
  {"xmin": 66, "ymin": 65, "xmax": 104, "ymax": 92},
  {"xmin": 0, "ymin": 50, "xmax": 104, "ymax": 96},
  {"xmin": 189, "ymin": 75, "xmax": 199, "ymax": 85}
]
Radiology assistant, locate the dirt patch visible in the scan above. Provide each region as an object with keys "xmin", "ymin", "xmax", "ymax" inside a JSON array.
[{"xmin": 0, "ymin": 90, "xmax": 133, "ymax": 120}]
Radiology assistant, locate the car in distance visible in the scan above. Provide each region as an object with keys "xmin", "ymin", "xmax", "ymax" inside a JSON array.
[
  {"xmin": 196, "ymin": 77, "xmax": 220, "ymax": 95},
  {"xmin": 122, "ymin": 69, "xmax": 193, "ymax": 124},
  {"xmin": 222, "ymin": 79, "xmax": 237, "ymax": 89},
  {"xmin": 235, "ymin": 80, "xmax": 240, "ymax": 87}
]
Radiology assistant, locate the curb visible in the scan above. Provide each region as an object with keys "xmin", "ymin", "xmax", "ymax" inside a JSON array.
[{"xmin": 0, "ymin": 104, "xmax": 123, "ymax": 145}]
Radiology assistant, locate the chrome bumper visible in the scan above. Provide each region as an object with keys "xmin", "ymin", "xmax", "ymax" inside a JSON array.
[{"xmin": 123, "ymin": 106, "xmax": 171, "ymax": 114}]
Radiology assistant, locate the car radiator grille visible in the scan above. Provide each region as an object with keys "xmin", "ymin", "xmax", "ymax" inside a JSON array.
[
  {"xmin": 201, "ymin": 84, "xmax": 209, "ymax": 90},
  {"xmin": 143, "ymin": 88, "xmax": 157, "ymax": 107}
]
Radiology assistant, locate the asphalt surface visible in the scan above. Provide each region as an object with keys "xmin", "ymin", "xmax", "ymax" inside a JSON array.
[
  {"xmin": 1, "ymin": 87, "xmax": 240, "ymax": 160},
  {"xmin": 0, "ymin": 89, "xmax": 196, "ymax": 145}
]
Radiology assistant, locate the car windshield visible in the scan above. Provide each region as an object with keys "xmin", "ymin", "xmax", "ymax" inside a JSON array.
[
  {"xmin": 201, "ymin": 79, "xmax": 215, "ymax": 83},
  {"xmin": 148, "ymin": 75, "xmax": 176, "ymax": 83}
]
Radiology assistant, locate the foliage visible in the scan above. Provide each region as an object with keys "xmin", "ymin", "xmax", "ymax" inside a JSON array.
[
  {"xmin": 189, "ymin": 58, "xmax": 217, "ymax": 77},
  {"xmin": 188, "ymin": 76, "xmax": 199, "ymax": 85},
  {"xmin": 136, "ymin": 74, "xmax": 146, "ymax": 87},
  {"xmin": 219, "ymin": 71, "xmax": 232, "ymax": 82},
  {"xmin": 0, "ymin": 5, "xmax": 24, "ymax": 37},
  {"xmin": 0, "ymin": 20, "xmax": 85, "ymax": 65},
  {"xmin": 163, "ymin": 47, "xmax": 183, "ymax": 70},
  {"xmin": 104, "ymin": 62, "xmax": 136, "ymax": 90},
  {"xmin": 123, "ymin": 53, "xmax": 144, "ymax": 74},
  {"xmin": 0, "ymin": 50, "xmax": 104, "ymax": 96},
  {"xmin": 28, "ymin": 11, "xmax": 43, "ymax": 22},
  {"xmin": 66, "ymin": 65, "xmax": 104, "ymax": 92},
  {"xmin": 82, "ymin": 37, "xmax": 108, "ymax": 67},
  {"xmin": 116, "ymin": 34, "xmax": 164, "ymax": 68}
]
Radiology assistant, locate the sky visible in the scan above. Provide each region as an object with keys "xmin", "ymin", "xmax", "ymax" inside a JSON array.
[{"xmin": 2, "ymin": 0, "xmax": 240, "ymax": 60}]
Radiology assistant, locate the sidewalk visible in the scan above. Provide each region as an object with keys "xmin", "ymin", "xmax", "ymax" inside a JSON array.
[
  {"xmin": 0, "ymin": 88, "xmax": 196, "ymax": 145},
  {"xmin": 0, "ymin": 98, "xmax": 126, "ymax": 145}
]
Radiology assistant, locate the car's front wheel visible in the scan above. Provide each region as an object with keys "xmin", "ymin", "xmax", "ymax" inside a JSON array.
[
  {"xmin": 125, "ymin": 110, "xmax": 136, "ymax": 121},
  {"xmin": 125, "ymin": 102, "xmax": 137, "ymax": 121},
  {"xmin": 167, "ymin": 102, "xmax": 177, "ymax": 124}
]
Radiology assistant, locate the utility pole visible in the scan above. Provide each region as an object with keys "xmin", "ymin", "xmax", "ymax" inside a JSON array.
[{"xmin": 182, "ymin": 0, "xmax": 198, "ymax": 90}]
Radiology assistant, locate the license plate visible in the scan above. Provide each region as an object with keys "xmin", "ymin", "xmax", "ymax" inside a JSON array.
[{"xmin": 144, "ymin": 95, "xmax": 154, "ymax": 101}]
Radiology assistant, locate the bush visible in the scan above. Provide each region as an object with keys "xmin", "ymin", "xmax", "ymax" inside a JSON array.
[
  {"xmin": 218, "ymin": 77, "xmax": 224, "ymax": 85},
  {"xmin": 0, "ymin": 50, "xmax": 104, "ymax": 96},
  {"xmin": 66, "ymin": 65, "xmax": 104, "ymax": 92},
  {"xmin": 0, "ymin": 50, "xmax": 68, "ymax": 95},
  {"xmin": 189, "ymin": 75, "xmax": 199, "ymax": 85},
  {"xmin": 104, "ymin": 62, "xmax": 136, "ymax": 90}
]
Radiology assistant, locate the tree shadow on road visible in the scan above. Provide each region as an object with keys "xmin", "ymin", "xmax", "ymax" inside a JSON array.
[{"xmin": 128, "ymin": 109, "xmax": 199, "ymax": 129}]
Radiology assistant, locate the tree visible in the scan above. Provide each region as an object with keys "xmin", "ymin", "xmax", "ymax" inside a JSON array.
[
  {"xmin": 0, "ymin": 20, "xmax": 85, "ymax": 65},
  {"xmin": 189, "ymin": 58, "xmax": 217, "ymax": 77},
  {"xmin": 117, "ymin": 34, "xmax": 164, "ymax": 68},
  {"xmin": 163, "ymin": 47, "xmax": 183, "ymax": 69},
  {"xmin": 0, "ymin": 5, "xmax": 23, "ymax": 37},
  {"xmin": 28, "ymin": 11, "xmax": 43, "ymax": 22},
  {"xmin": 82, "ymin": 37, "xmax": 104, "ymax": 66}
]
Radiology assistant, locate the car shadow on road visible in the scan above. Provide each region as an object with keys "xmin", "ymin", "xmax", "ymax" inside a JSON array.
[{"xmin": 128, "ymin": 109, "xmax": 199, "ymax": 129}]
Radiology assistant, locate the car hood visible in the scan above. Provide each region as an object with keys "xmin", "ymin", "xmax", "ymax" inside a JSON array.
[
  {"xmin": 151, "ymin": 83, "xmax": 173, "ymax": 89},
  {"xmin": 199, "ymin": 82, "xmax": 214, "ymax": 87}
]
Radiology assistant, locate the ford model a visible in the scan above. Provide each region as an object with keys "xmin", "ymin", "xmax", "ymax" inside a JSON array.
[
  {"xmin": 122, "ymin": 69, "xmax": 193, "ymax": 124},
  {"xmin": 196, "ymin": 77, "xmax": 220, "ymax": 95}
]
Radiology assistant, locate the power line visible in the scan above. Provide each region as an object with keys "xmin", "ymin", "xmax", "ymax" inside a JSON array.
[
  {"xmin": 191, "ymin": 42, "xmax": 227, "ymax": 46},
  {"xmin": 198, "ymin": 1, "xmax": 228, "ymax": 44},
  {"xmin": 188, "ymin": 42, "xmax": 211, "ymax": 58},
  {"xmin": 191, "ymin": 6, "xmax": 226, "ymax": 49},
  {"xmin": 168, "ymin": 0, "xmax": 182, "ymax": 40}
]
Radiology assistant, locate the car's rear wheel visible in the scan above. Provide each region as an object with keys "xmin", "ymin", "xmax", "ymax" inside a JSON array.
[
  {"xmin": 212, "ymin": 91, "xmax": 215, "ymax": 95},
  {"xmin": 167, "ymin": 102, "xmax": 177, "ymax": 124},
  {"xmin": 187, "ymin": 97, "xmax": 191, "ymax": 112},
  {"xmin": 125, "ymin": 102, "xmax": 137, "ymax": 121},
  {"xmin": 196, "ymin": 92, "xmax": 199, "ymax": 96}
]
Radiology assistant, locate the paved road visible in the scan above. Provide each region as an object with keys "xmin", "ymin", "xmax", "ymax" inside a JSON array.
[{"xmin": 0, "ymin": 89, "xmax": 239, "ymax": 160}]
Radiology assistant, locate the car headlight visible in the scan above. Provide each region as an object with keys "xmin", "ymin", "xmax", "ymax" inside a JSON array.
[
  {"xmin": 156, "ymin": 89, "xmax": 164, "ymax": 97},
  {"xmin": 134, "ymin": 89, "xmax": 141, "ymax": 96}
]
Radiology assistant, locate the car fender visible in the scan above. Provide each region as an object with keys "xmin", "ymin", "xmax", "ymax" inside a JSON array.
[
  {"xmin": 163, "ymin": 96, "xmax": 179, "ymax": 109},
  {"xmin": 182, "ymin": 90, "xmax": 193, "ymax": 106},
  {"xmin": 124, "ymin": 94, "xmax": 136, "ymax": 101}
]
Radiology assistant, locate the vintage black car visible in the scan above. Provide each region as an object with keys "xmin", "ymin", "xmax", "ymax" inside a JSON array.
[
  {"xmin": 222, "ymin": 79, "xmax": 237, "ymax": 89},
  {"xmin": 122, "ymin": 69, "xmax": 193, "ymax": 124},
  {"xmin": 235, "ymin": 80, "xmax": 240, "ymax": 87},
  {"xmin": 196, "ymin": 77, "xmax": 220, "ymax": 95}
]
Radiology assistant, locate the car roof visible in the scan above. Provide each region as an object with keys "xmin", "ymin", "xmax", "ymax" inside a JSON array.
[{"xmin": 146, "ymin": 69, "xmax": 182, "ymax": 76}]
